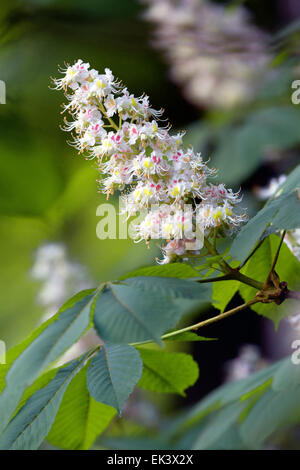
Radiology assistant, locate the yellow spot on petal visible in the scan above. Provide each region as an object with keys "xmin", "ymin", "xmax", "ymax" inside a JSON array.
[
  {"xmin": 96, "ymin": 80, "xmax": 105, "ymax": 89},
  {"xmin": 144, "ymin": 160, "xmax": 153, "ymax": 169},
  {"xmin": 213, "ymin": 210, "xmax": 222, "ymax": 220}
]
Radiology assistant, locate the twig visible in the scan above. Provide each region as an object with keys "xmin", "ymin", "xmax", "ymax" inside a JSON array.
[
  {"xmin": 270, "ymin": 230, "xmax": 286, "ymax": 274},
  {"xmin": 131, "ymin": 298, "xmax": 259, "ymax": 347},
  {"xmin": 263, "ymin": 230, "xmax": 286, "ymax": 289},
  {"xmin": 286, "ymin": 290, "xmax": 300, "ymax": 302},
  {"xmin": 162, "ymin": 298, "xmax": 259, "ymax": 338}
]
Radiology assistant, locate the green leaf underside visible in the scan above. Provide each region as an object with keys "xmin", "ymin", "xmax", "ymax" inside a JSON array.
[
  {"xmin": 47, "ymin": 366, "xmax": 116, "ymax": 450},
  {"xmin": 0, "ymin": 289, "xmax": 95, "ymax": 395},
  {"xmin": 93, "ymin": 277, "xmax": 211, "ymax": 344},
  {"xmin": 0, "ymin": 355, "xmax": 87, "ymax": 450},
  {"xmin": 192, "ymin": 401, "xmax": 246, "ymax": 450},
  {"xmin": 230, "ymin": 164, "xmax": 300, "ymax": 262},
  {"xmin": 272, "ymin": 358, "xmax": 300, "ymax": 392},
  {"xmin": 168, "ymin": 362, "xmax": 279, "ymax": 438},
  {"xmin": 166, "ymin": 352, "xmax": 300, "ymax": 449},
  {"xmin": 212, "ymin": 280, "xmax": 240, "ymax": 313},
  {"xmin": 137, "ymin": 348, "xmax": 199, "ymax": 396},
  {"xmin": 87, "ymin": 343, "xmax": 143, "ymax": 415},
  {"xmin": 11, "ymin": 368, "xmax": 58, "ymax": 420},
  {"xmin": 0, "ymin": 290, "xmax": 97, "ymax": 434},
  {"xmin": 119, "ymin": 263, "xmax": 199, "ymax": 280},
  {"xmin": 164, "ymin": 332, "xmax": 216, "ymax": 342},
  {"xmin": 239, "ymin": 386, "xmax": 300, "ymax": 448}
]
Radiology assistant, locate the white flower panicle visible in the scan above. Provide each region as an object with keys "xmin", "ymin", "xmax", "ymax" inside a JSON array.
[
  {"xmin": 53, "ymin": 60, "xmax": 247, "ymax": 263},
  {"xmin": 141, "ymin": 0, "xmax": 270, "ymax": 109}
]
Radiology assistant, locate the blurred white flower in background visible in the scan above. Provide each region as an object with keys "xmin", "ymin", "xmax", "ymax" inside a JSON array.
[
  {"xmin": 224, "ymin": 344, "xmax": 268, "ymax": 382},
  {"xmin": 253, "ymin": 175, "xmax": 287, "ymax": 201},
  {"xmin": 31, "ymin": 242, "xmax": 97, "ymax": 363},
  {"xmin": 141, "ymin": 0, "xmax": 271, "ymax": 109},
  {"xmin": 31, "ymin": 242, "xmax": 93, "ymax": 320},
  {"xmin": 122, "ymin": 389, "xmax": 161, "ymax": 427},
  {"xmin": 285, "ymin": 229, "xmax": 300, "ymax": 262}
]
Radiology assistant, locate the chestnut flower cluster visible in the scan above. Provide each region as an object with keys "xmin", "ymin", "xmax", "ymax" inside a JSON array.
[
  {"xmin": 141, "ymin": 0, "xmax": 271, "ymax": 109},
  {"xmin": 53, "ymin": 60, "xmax": 246, "ymax": 263}
]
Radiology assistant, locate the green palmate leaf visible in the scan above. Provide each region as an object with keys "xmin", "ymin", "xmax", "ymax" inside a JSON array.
[
  {"xmin": 184, "ymin": 378, "xmax": 270, "ymax": 450},
  {"xmin": 12, "ymin": 369, "xmax": 58, "ymax": 419},
  {"xmin": 0, "ymin": 289, "xmax": 97, "ymax": 434},
  {"xmin": 239, "ymin": 234, "xmax": 300, "ymax": 326},
  {"xmin": 167, "ymin": 362, "xmax": 279, "ymax": 440},
  {"xmin": 192, "ymin": 401, "xmax": 246, "ymax": 450},
  {"xmin": 117, "ymin": 276, "xmax": 210, "ymax": 299},
  {"xmin": 137, "ymin": 349, "xmax": 199, "ymax": 396},
  {"xmin": 273, "ymin": 165, "xmax": 300, "ymax": 195},
  {"xmin": 230, "ymin": 165, "xmax": 300, "ymax": 262},
  {"xmin": 212, "ymin": 280, "xmax": 240, "ymax": 313},
  {"xmin": 93, "ymin": 277, "xmax": 211, "ymax": 344},
  {"xmin": 0, "ymin": 355, "xmax": 88, "ymax": 450},
  {"xmin": 239, "ymin": 386, "xmax": 300, "ymax": 448},
  {"xmin": 163, "ymin": 332, "xmax": 216, "ymax": 342},
  {"xmin": 119, "ymin": 263, "xmax": 199, "ymax": 280},
  {"xmin": 174, "ymin": 419, "xmax": 246, "ymax": 451},
  {"xmin": 272, "ymin": 356, "xmax": 300, "ymax": 392},
  {"xmin": 0, "ymin": 290, "xmax": 91, "ymax": 395},
  {"xmin": 47, "ymin": 366, "xmax": 116, "ymax": 450},
  {"xmin": 87, "ymin": 343, "xmax": 143, "ymax": 415},
  {"xmin": 166, "ymin": 354, "xmax": 300, "ymax": 450},
  {"xmin": 231, "ymin": 191, "xmax": 300, "ymax": 262},
  {"xmin": 207, "ymin": 424, "xmax": 247, "ymax": 451},
  {"xmin": 268, "ymin": 191, "xmax": 300, "ymax": 232}
]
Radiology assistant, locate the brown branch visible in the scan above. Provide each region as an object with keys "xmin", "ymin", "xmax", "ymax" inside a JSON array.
[{"xmin": 286, "ymin": 290, "xmax": 300, "ymax": 302}]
